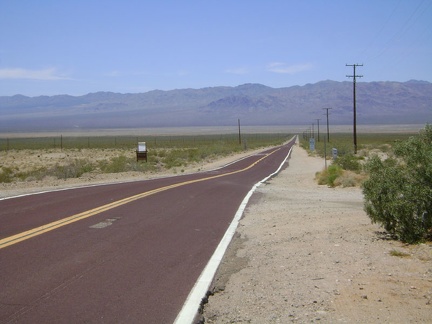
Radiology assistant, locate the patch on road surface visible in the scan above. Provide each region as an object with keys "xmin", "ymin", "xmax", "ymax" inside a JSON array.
[{"xmin": 90, "ymin": 218, "xmax": 120, "ymax": 229}]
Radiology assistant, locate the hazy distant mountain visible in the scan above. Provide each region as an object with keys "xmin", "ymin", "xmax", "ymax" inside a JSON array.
[{"xmin": 0, "ymin": 80, "xmax": 430, "ymax": 131}]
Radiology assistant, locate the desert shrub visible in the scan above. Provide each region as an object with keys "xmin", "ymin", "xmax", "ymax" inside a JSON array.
[
  {"xmin": 378, "ymin": 144, "xmax": 392, "ymax": 153},
  {"xmin": 98, "ymin": 155, "xmax": 155, "ymax": 173},
  {"xmin": 157, "ymin": 149, "xmax": 167, "ymax": 158},
  {"xmin": 0, "ymin": 167, "xmax": 14, "ymax": 183},
  {"xmin": 334, "ymin": 170, "xmax": 362, "ymax": 187},
  {"xmin": 316, "ymin": 165, "xmax": 343, "ymax": 187},
  {"xmin": 389, "ymin": 249, "xmax": 410, "ymax": 257},
  {"xmin": 162, "ymin": 155, "xmax": 183, "ymax": 169},
  {"xmin": 99, "ymin": 155, "xmax": 131, "ymax": 173},
  {"xmin": 19, "ymin": 167, "xmax": 49, "ymax": 181},
  {"xmin": 362, "ymin": 124, "xmax": 432, "ymax": 243},
  {"xmin": 51, "ymin": 159, "xmax": 95, "ymax": 179},
  {"xmin": 334, "ymin": 154, "xmax": 362, "ymax": 172},
  {"xmin": 160, "ymin": 148, "xmax": 202, "ymax": 168},
  {"xmin": 186, "ymin": 148, "xmax": 200, "ymax": 162}
]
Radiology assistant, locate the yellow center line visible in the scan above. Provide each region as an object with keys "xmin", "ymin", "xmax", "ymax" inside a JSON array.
[{"xmin": 0, "ymin": 148, "xmax": 281, "ymax": 249}]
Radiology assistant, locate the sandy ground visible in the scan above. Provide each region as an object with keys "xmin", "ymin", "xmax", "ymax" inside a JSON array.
[{"xmin": 1, "ymin": 143, "xmax": 431, "ymax": 323}]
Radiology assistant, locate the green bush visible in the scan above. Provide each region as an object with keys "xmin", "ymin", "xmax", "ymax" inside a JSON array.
[{"xmin": 362, "ymin": 124, "xmax": 432, "ymax": 243}]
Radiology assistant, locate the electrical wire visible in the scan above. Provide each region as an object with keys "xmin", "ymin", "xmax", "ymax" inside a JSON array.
[{"xmin": 368, "ymin": 0, "xmax": 430, "ymax": 61}]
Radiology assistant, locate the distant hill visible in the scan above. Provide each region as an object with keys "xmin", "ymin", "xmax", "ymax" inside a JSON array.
[{"xmin": 0, "ymin": 80, "xmax": 430, "ymax": 131}]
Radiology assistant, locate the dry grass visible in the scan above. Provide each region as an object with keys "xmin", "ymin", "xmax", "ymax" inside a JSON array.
[
  {"xmin": 389, "ymin": 249, "xmax": 411, "ymax": 258},
  {"xmin": 334, "ymin": 170, "xmax": 368, "ymax": 187}
]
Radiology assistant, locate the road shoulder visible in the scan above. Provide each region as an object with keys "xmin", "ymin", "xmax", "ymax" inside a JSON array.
[{"xmin": 202, "ymin": 144, "xmax": 432, "ymax": 323}]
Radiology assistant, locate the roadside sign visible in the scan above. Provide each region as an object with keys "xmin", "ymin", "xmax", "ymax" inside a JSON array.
[
  {"xmin": 309, "ymin": 138, "xmax": 315, "ymax": 151},
  {"xmin": 136, "ymin": 141, "xmax": 148, "ymax": 162}
]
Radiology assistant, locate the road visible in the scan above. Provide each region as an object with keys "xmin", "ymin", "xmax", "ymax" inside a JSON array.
[{"xmin": 0, "ymin": 139, "xmax": 295, "ymax": 323}]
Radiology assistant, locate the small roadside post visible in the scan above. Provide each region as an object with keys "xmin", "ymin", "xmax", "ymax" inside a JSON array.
[{"xmin": 332, "ymin": 148, "xmax": 338, "ymax": 160}]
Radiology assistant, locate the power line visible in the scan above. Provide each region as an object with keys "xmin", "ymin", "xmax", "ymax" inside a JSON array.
[
  {"xmin": 367, "ymin": 0, "xmax": 430, "ymax": 62},
  {"xmin": 361, "ymin": 0, "xmax": 401, "ymax": 60}
]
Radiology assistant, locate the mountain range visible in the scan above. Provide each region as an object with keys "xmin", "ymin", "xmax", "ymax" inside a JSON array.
[{"xmin": 0, "ymin": 80, "xmax": 430, "ymax": 131}]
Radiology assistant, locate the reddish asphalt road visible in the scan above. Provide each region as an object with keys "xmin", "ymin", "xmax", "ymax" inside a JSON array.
[{"xmin": 0, "ymin": 139, "xmax": 295, "ymax": 323}]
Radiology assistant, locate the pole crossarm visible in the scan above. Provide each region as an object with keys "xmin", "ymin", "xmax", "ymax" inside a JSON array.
[{"xmin": 346, "ymin": 63, "xmax": 363, "ymax": 80}]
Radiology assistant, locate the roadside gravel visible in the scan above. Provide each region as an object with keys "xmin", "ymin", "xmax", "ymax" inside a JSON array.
[{"xmin": 201, "ymin": 144, "xmax": 432, "ymax": 323}]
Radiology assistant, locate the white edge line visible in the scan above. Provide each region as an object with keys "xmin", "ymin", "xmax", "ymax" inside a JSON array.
[{"xmin": 173, "ymin": 136, "xmax": 296, "ymax": 324}]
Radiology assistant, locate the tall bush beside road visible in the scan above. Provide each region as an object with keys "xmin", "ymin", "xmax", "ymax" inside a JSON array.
[{"xmin": 362, "ymin": 125, "xmax": 432, "ymax": 243}]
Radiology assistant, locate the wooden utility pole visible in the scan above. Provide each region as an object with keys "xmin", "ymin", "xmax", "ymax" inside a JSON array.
[
  {"xmin": 316, "ymin": 118, "xmax": 321, "ymax": 142},
  {"xmin": 323, "ymin": 108, "xmax": 332, "ymax": 142},
  {"xmin": 238, "ymin": 119, "xmax": 241, "ymax": 145},
  {"xmin": 346, "ymin": 64, "xmax": 363, "ymax": 154}
]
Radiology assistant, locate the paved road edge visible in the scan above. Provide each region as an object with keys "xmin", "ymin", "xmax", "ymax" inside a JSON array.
[{"xmin": 174, "ymin": 137, "xmax": 296, "ymax": 324}]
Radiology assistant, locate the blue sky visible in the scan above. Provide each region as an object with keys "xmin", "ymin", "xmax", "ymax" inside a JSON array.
[{"xmin": 0, "ymin": 0, "xmax": 431, "ymax": 96}]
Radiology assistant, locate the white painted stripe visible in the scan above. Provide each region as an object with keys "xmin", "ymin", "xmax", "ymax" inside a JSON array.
[{"xmin": 174, "ymin": 137, "xmax": 296, "ymax": 324}]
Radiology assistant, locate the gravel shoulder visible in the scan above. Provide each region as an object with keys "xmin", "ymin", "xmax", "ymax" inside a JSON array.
[{"xmin": 202, "ymin": 144, "xmax": 432, "ymax": 323}]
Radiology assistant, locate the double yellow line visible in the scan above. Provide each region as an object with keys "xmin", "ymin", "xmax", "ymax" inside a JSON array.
[{"xmin": 0, "ymin": 148, "xmax": 280, "ymax": 249}]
